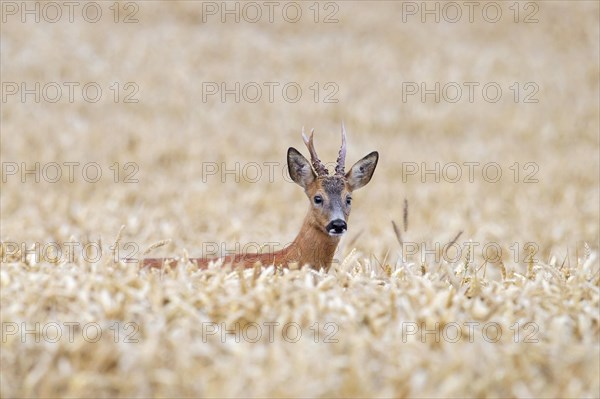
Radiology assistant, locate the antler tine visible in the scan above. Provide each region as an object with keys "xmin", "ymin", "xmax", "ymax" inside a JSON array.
[
  {"xmin": 302, "ymin": 127, "xmax": 329, "ymax": 176},
  {"xmin": 335, "ymin": 122, "xmax": 347, "ymax": 176}
]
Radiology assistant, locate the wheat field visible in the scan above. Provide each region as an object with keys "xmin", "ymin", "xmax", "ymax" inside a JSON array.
[{"xmin": 1, "ymin": 1, "xmax": 599, "ymax": 398}]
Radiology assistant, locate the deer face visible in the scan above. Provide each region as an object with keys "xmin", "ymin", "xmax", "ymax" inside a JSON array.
[{"xmin": 287, "ymin": 127, "xmax": 378, "ymax": 237}]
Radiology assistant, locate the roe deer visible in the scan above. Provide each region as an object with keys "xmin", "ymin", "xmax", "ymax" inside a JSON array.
[{"xmin": 143, "ymin": 124, "xmax": 378, "ymax": 270}]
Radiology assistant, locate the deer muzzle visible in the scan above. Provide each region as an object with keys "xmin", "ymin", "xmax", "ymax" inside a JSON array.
[{"xmin": 326, "ymin": 219, "xmax": 347, "ymax": 236}]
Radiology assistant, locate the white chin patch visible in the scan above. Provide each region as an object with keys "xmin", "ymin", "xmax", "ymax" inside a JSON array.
[{"xmin": 328, "ymin": 230, "xmax": 346, "ymax": 237}]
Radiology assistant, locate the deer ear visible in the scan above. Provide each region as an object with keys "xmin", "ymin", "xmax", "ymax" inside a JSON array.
[
  {"xmin": 346, "ymin": 151, "xmax": 378, "ymax": 191},
  {"xmin": 287, "ymin": 147, "xmax": 316, "ymax": 189}
]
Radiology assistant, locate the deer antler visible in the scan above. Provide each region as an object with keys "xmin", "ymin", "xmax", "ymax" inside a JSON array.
[
  {"xmin": 334, "ymin": 122, "xmax": 347, "ymax": 176},
  {"xmin": 302, "ymin": 127, "xmax": 329, "ymax": 176}
]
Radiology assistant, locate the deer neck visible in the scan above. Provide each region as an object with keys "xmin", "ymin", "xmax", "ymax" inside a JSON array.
[{"xmin": 281, "ymin": 210, "xmax": 340, "ymax": 269}]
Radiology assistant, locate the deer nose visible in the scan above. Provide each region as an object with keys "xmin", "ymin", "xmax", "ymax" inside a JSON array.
[{"xmin": 327, "ymin": 219, "xmax": 347, "ymax": 235}]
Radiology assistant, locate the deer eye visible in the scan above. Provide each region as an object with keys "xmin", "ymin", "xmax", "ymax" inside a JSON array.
[
  {"xmin": 313, "ymin": 195, "xmax": 323, "ymax": 205},
  {"xmin": 346, "ymin": 196, "xmax": 352, "ymax": 206}
]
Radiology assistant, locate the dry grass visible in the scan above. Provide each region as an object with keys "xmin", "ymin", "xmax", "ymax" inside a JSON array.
[{"xmin": 1, "ymin": 1, "xmax": 599, "ymax": 397}]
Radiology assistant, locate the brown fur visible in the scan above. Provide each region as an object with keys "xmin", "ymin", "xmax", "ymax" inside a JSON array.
[{"xmin": 143, "ymin": 209, "xmax": 340, "ymax": 270}]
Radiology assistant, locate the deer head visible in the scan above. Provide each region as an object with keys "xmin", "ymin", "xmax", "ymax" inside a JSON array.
[{"xmin": 287, "ymin": 124, "xmax": 379, "ymax": 237}]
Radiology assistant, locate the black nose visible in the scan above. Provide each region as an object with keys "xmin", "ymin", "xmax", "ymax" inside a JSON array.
[{"xmin": 326, "ymin": 219, "xmax": 347, "ymax": 234}]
